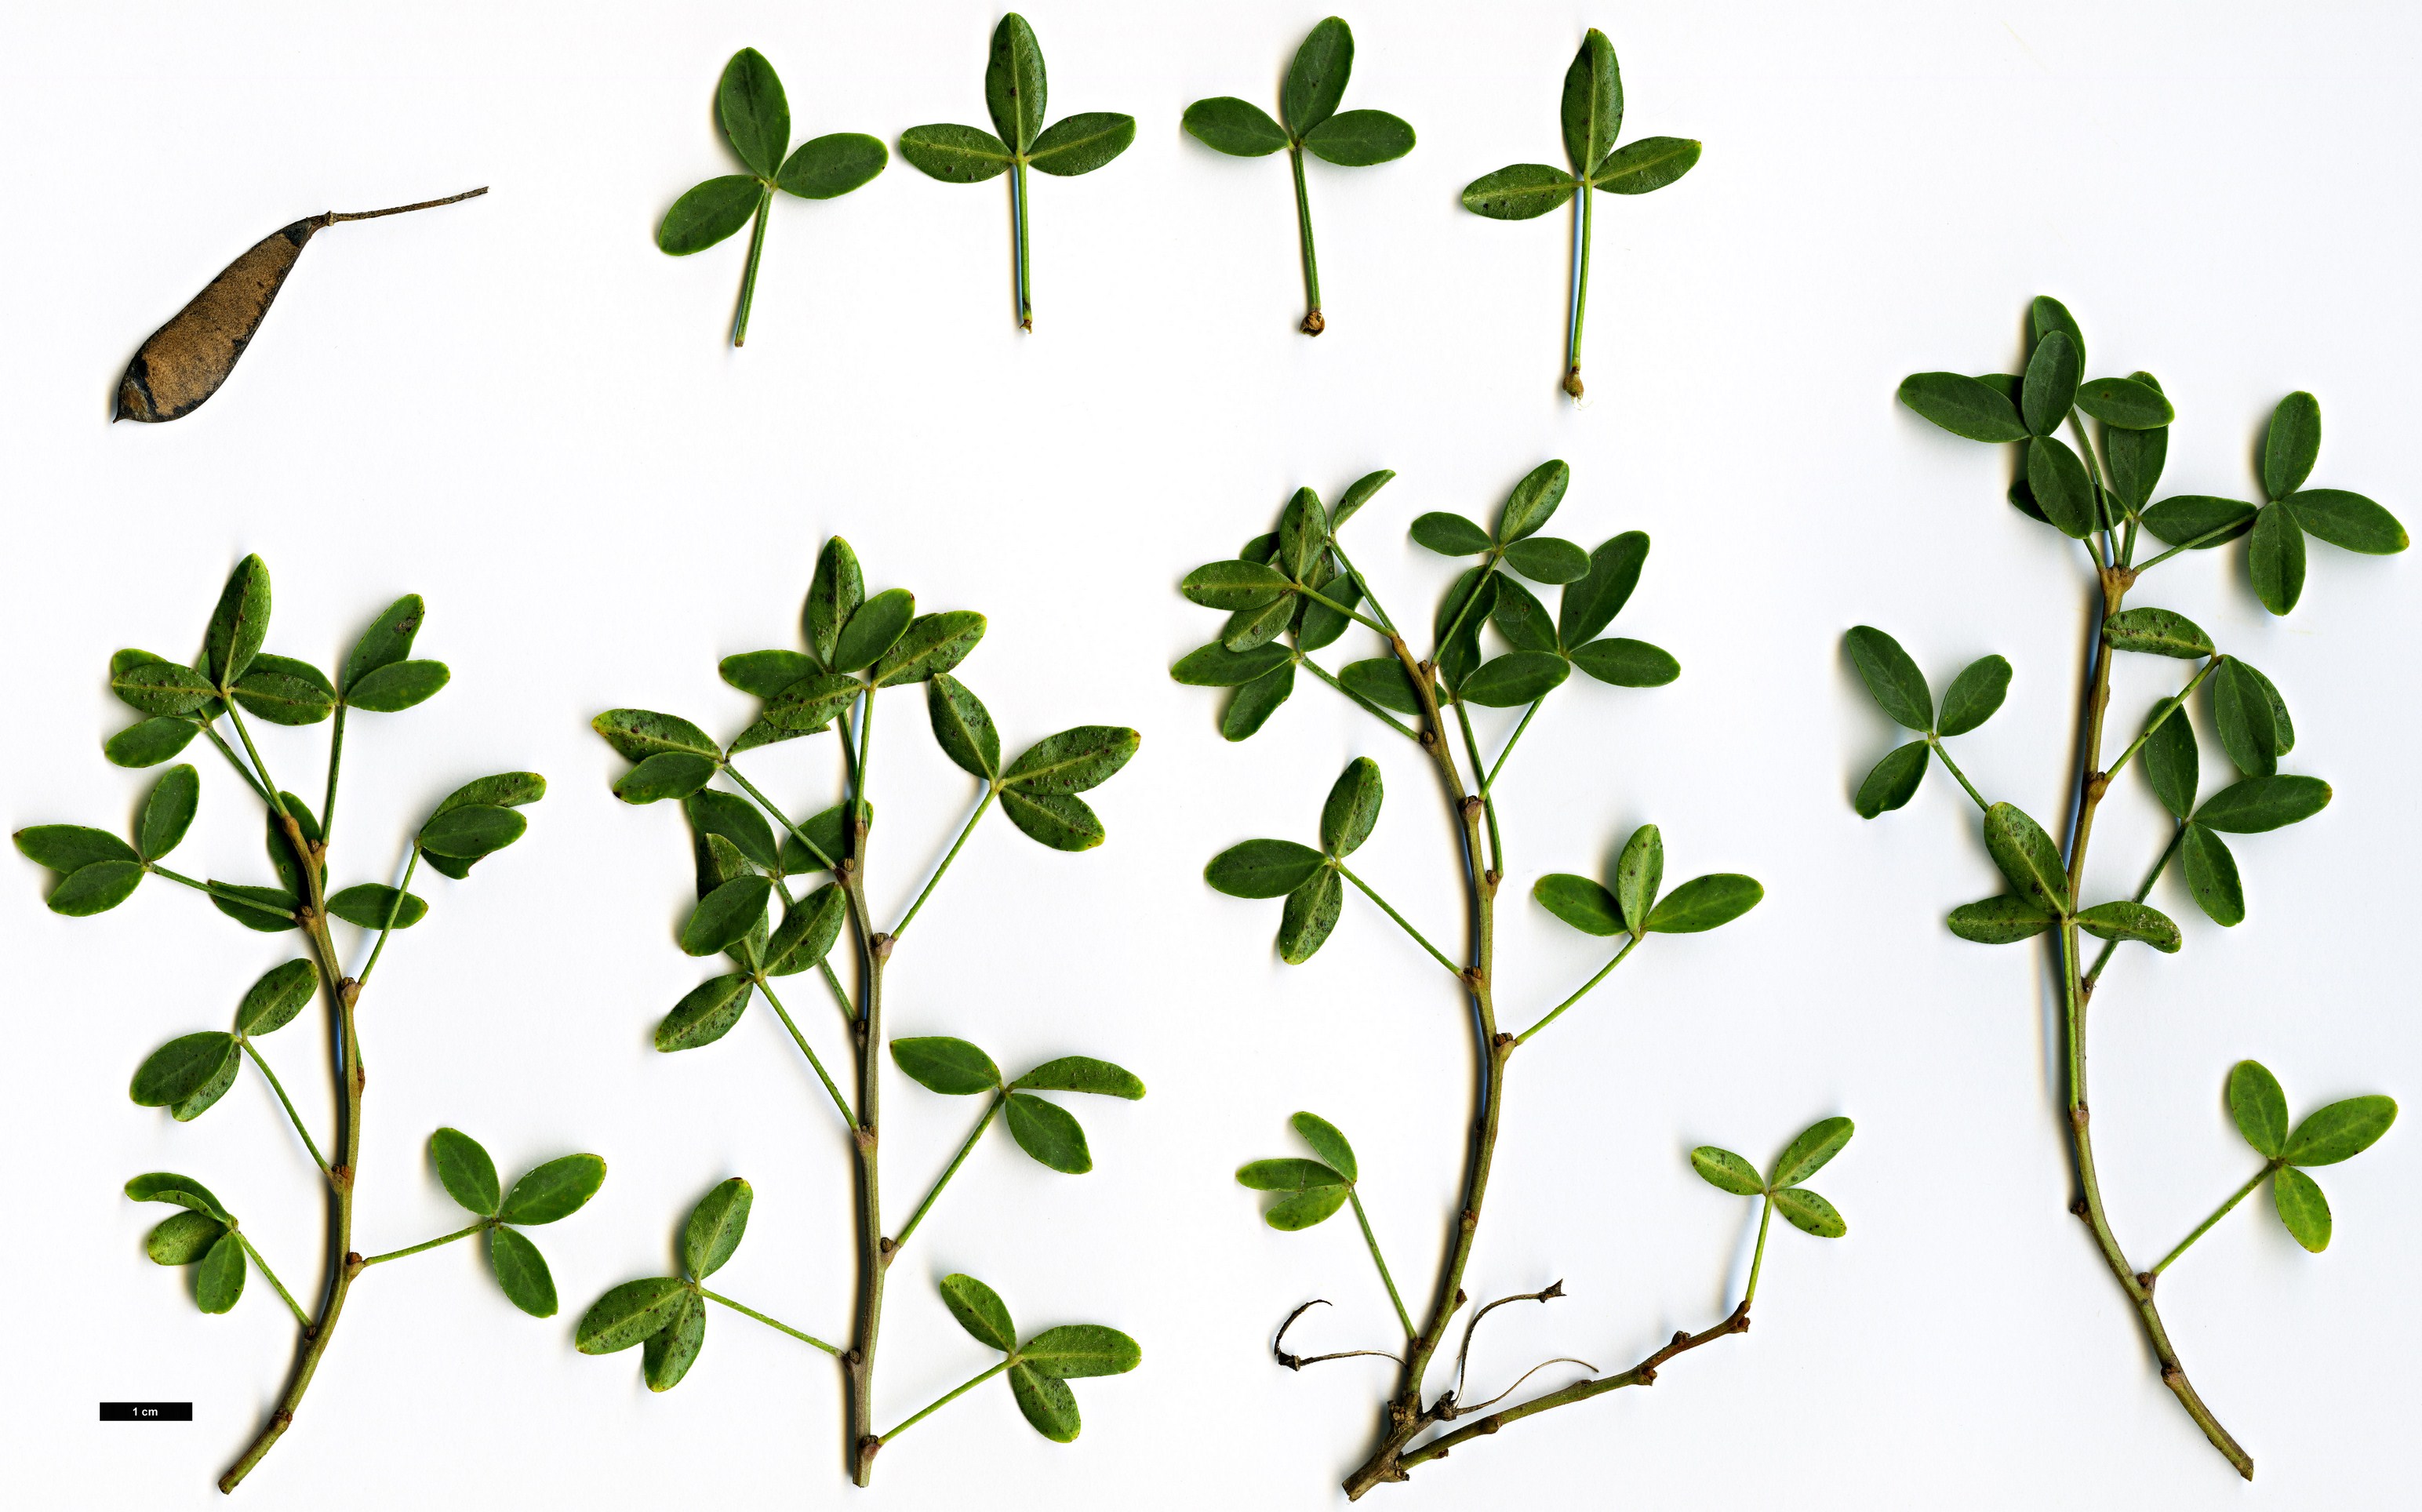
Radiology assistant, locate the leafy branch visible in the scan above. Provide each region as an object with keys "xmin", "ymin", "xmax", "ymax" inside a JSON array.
[
  {"xmin": 1867, "ymin": 296, "xmax": 2409, "ymax": 1479},
  {"xmin": 582, "ymin": 536, "xmax": 1143, "ymax": 1485},
  {"xmin": 15, "ymin": 558, "xmax": 587, "ymax": 1494},
  {"xmin": 1174, "ymin": 464, "xmax": 1850, "ymax": 1495}
]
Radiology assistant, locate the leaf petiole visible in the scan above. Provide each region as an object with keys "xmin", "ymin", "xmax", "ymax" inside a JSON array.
[
  {"xmin": 2101, "ymin": 659, "xmax": 2222, "ymax": 782},
  {"xmin": 731, "ymin": 187, "xmax": 772, "ymax": 347},
  {"xmin": 147, "ymin": 864, "xmax": 299, "ymax": 925},
  {"xmin": 1349, "ymin": 1192, "xmax": 1414, "ymax": 1339},
  {"xmin": 1742, "ymin": 1192, "xmax": 1775, "ymax": 1305},
  {"xmin": 1336, "ymin": 863, "xmax": 1460, "ymax": 977},
  {"xmin": 1514, "ymin": 933, "xmax": 1642, "ymax": 1045},
  {"xmin": 358, "ymin": 1223, "xmax": 485, "ymax": 1267},
  {"xmin": 1299, "ymin": 657, "xmax": 1418, "ymax": 740},
  {"xmin": 241, "ymin": 1038, "xmax": 331, "ymax": 1176},
  {"xmin": 1289, "ymin": 145, "xmax": 1323, "ymax": 334},
  {"xmin": 355, "ymin": 846, "xmax": 420, "ymax": 987},
  {"xmin": 756, "ymin": 976, "xmax": 856, "ymax": 1129},
  {"xmin": 2081, "ymin": 823, "xmax": 2186, "ymax": 991},
  {"xmin": 2151, "ymin": 1164, "xmax": 2275, "ymax": 1276},
  {"xmin": 878, "ymin": 1359, "xmax": 1011, "ymax": 1442},
  {"xmin": 1926, "ymin": 736, "xmax": 1990, "ymax": 812},
  {"xmin": 892, "ymin": 788, "xmax": 998, "ymax": 939},
  {"xmin": 1482, "ymin": 700, "xmax": 1544, "ymax": 792},
  {"xmin": 234, "ymin": 1232, "xmax": 312, "ymax": 1328},
  {"xmin": 891, "ymin": 1092, "xmax": 1002, "ymax": 1252},
  {"xmin": 320, "ymin": 706, "xmax": 348, "ymax": 847},
  {"xmin": 1565, "ymin": 182, "xmax": 1593, "ymax": 399},
  {"xmin": 699, "ymin": 1286, "xmax": 839, "ymax": 1353}
]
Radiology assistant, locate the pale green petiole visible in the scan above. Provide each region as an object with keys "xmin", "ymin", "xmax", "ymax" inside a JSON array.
[
  {"xmin": 1350, "ymin": 1192, "xmax": 1415, "ymax": 1339},
  {"xmin": 1742, "ymin": 1192, "xmax": 1775, "ymax": 1306},
  {"xmin": 233, "ymin": 1233, "xmax": 311, "ymax": 1328},
  {"xmin": 358, "ymin": 1223, "xmax": 484, "ymax": 1267},
  {"xmin": 2152, "ymin": 1165, "xmax": 2275, "ymax": 1276},
  {"xmin": 700, "ymin": 1287, "xmax": 838, "ymax": 1353},
  {"xmin": 880, "ymin": 1359, "xmax": 1011, "ymax": 1441},
  {"xmin": 241, "ymin": 1038, "xmax": 329, "ymax": 1176},
  {"xmin": 1336, "ymin": 863, "xmax": 1460, "ymax": 977},
  {"xmin": 1515, "ymin": 933, "xmax": 1642, "ymax": 1045},
  {"xmin": 1927, "ymin": 736, "xmax": 1990, "ymax": 812},
  {"xmin": 756, "ymin": 976, "xmax": 856, "ymax": 1129},
  {"xmin": 892, "ymin": 1093, "xmax": 1002, "ymax": 1252}
]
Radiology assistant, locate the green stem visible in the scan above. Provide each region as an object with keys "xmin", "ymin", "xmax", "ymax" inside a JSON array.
[
  {"xmin": 2082, "ymin": 823, "xmax": 2185, "ymax": 990},
  {"xmin": 892, "ymin": 1093, "xmax": 1002, "ymax": 1252},
  {"xmin": 892, "ymin": 788, "xmax": 996, "ymax": 939},
  {"xmin": 1743, "ymin": 1194, "xmax": 1775, "ymax": 1306},
  {"xmin": 1513, "ymin": 933, "xmax": 1640, "ymax": 1045},
  {"xmin": 700, "ymin": 1287, "xmax": 839, "ymax": 1353},
  {"xmin": 1928, "ymin": 736, "xmax": 1990, "ymax": 812},
  {"xmin": 1482, "ymin": 700, "xmax": 1544, "ymax": 793},
  {"xmin": 2152, "ymin": 1165, "xmax": 2275, "ymax": 1276},
  {"xmin": 147, "ymin": 864, "xmax": 299, "ymax": 925},
  {"xmin": 358, "ymin": 1223, "xmax": 484, "ymax": 1267},
  {"xmin": 877, "ymin": 1359, "xmax": 1010, "ymax": 1443},
  {"xmin": 355, "ymin": 847, "xmax": 420, "ymax": 988},
  {"xmin": 1349, "ymin": 1191, "xmax": 1415, "ymax": 1339},
  {"xmin": 241, "ymin": 1039, "xmax": 330, "ymax": 1176},
  {"xmin": 1336, "ymin": 863, "xmax": 1461, "ymax": 978},
  {"xmin": 1452, "ymin": 701, "xmax": 1504, "ymax": 878},
  {"xmin": 235, "ymin": 1232, "xmax": 312, "ymax": 1328},
  {"xmin": 1289, "ymin": 144, "xmax": 1323, "ymax": 334},
  {"xmin": 842, "ymin": 797, "xmax": 887, "ymax": 1487},
  {"xmin": 319, "ymin": 707, "xmax": 347, "ymax": 847},
  {"xmin": 1011, "ymin": 158, "xmax": 1033, "ymax": 331},
  {"xmin": 757, "ymin": 977, "xmax": 856, "ymax": 1129},
  {"xmin": 731, "ymin": 188, "xmax": 770, "ymax": 347},
  {"xmin": 1300, "ymin": 656, "xmax": 1418, "ymax": 740},
  {"xmin": 1564, "ymin": 184, "xmax": 1593, "ymax": 399}
]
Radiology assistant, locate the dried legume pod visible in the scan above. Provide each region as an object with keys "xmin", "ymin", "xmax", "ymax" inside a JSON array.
[{"xmin": 114, "ymin": 187, "xmax": 486, "ymax": 423}]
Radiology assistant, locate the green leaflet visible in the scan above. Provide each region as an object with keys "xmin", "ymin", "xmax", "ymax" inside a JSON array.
[
  {"xmin": 1184, "ymin": 96, "xmax": 1288, "ymax": 156},
  {"xmin": 232, "ymin": 654, "xmax": 337, "ymax": 725},
  {"xmin": 195, "ymin": 1230, "xmax": 248, "ymax": 1313},
  {"xmin": 1010, "ymin": 1363, "xmax": 1082, "ymax": 1441},
  {"xmin": 2272, "ymin": 1165, "xmax": 2330, "ymax": 1252},
  {"xmin": 1013, "ymin": 1057, "xmax": 1145, "ymax": 1100},
  {"xmin": 1937, "ymin": 656, "xmax": 2011, "ymax": 736},
  {"xmin": 642, "ymin": 1290, "xmax": 705, "ymax": 1389},
  {"xmin": 2104, "ymin": 608, "xmax": 2213, "ymax": 659},
  {"xmin": 1534, "ymin": 873, "xmax": 1623, "ymax": 936},
  {"xmin": 488, "ymin": 1226, "xmax": 558, "ymax": 1318},
  {"xmin": 1642, "ymin": 874, "xmax": 1761, "ymax": 933},
  {"xmin": 1854, "ymin": 740, "xmax": 1928, "ymax": 819},
  {"xmin": 1003, "ymin": 726, "xmax": 1140, "ymax": 794},
  {"xmin": 1318, "ymin": 758, "xmax": 1383, "ymax": 859},
  {"xmin": 500, "ymin": 1154, "xmax": 607, "ymax": 1225},
  {"xmin": 893, "ymin": 1036, "xmax": 1002, "ymax": 1096},
  {"xmin": 431, "ymin": 1127, "xmax": 502, "ymax": 1215},
  {"xmin": 106, "ymin": 717, "xmax": 201, "ymax": 768},
  {"xmin": 1898, "ymin": 373, "xmax": 2027, "ymax": 443},
  {"xmin": 325, "ymin": 884, "xmax": 426, "ymax": 930},
  {"xmin": 682, "ymin": 1178, "xmax": 753, "ymax": 1281},
  {"xmin": 1981, "ymin": 802, "xmax": 2067, "ymax": 910},
  {"xmin": 1000, "ymin": 789, "xmax": 1106, "ymax": 850},
  {"xmin": 130, "ymin": 1032, "xmax": 238, "ymax": 1110},
  {"xmin": 1006, "ymin": 1092, "xmax": 1092, "ymax": 1173},
  {"xmin": 1614, "ymin": 823, "xmax": 1662, "ymax": 934},
  {"xmin": 1690, "ymin": 1146, "xmax": 1763, "ymax": 1197},
  {"xmin": 576, "ymin": 1277, "xmax": 689, "ymax": 1354},
  {"xmin": 1769, "ymin": 1117, "xmax": 1854, "ymax": 1189},
  {"xmin": 342, "ymin": 594, "xmax": 425, "ymax": 692},
  {"xmin": 1947, "ymin": 895, "xmax": 2056, "ymax": 944},
  {"xmin": 236, "ymin": 958, "xmax": 318, "ymax": 1036},
  {"xmin": 1569, "ymin": 632, "xmax": 1672, "ymax": 683},
  {"xmin": 942, "ymin": 1272, "xmax": 1016, "ymax": 1352},
  {"xmin": 1223, "ymin": 663, "xmax": 1296, "ymax": 741},
  {"xmin": 1206, "ymin": 838, "xmax": 1325, "ymax": 899},
  {"xmin": 927, "ymin": 674, "xmax": 1001, "ymax": 780},
  {"xmin": 1287, "ymin": 1112, "xmax": 1358, "ymax": 1183},
  {"xmin": 1845, "ymin": 627, "xmax": 1931, "ymax": 729},
  {"xmin": 2179, "ymin": 823, "xmax": 2243, "ymax": 926},
  {"xmin": 2075, "ymin": 900, "xmax": 2181, "ymax": 954},
  {"xmin": 657, "ymin": 975, "xmax": 753, "ymax": 1052},
  {"xmin": 1770, "ymin": 1187, "xmax": 1847, "ymax": 1239},
  {"xmin": 2284, "ymin": 1096, "xmax": 2397, "ymax": 1167},
  {"xmin": 205, "ymin": 555, "xmax": 271, "ymax": 688},
  {"xmin": 2020, "ymin": 330, "xmax": 2081, "ymax": 438},
  {"xmin": 2262, "ymin": 391, "xmax": 2322, "ymax": 501},
  {"xmin": 1018, "ymin": 1323, "xmax": 1141, "ymax": 1379},
  {"xmin": 2195, "ymin": 776, "xmax": 2330, "ymax": 834},
  {"xmin": 1278, "ymin": 868, "xmax": 1342, "ymax": 963},
  {"xmin": 2228, "ymin": 1060, "xmax": 2289, "ymax": 1158}
]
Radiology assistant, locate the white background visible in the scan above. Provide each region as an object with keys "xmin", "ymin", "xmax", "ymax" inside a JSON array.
[{"xmin": 3, "ymin": 2, "xmax": 2417, "ymax": 1507}]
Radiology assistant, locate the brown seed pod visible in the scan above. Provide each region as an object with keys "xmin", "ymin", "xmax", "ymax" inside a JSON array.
[{"xmin": 113, "ymin": 187, "xmax": 487, "ymax": 423}]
